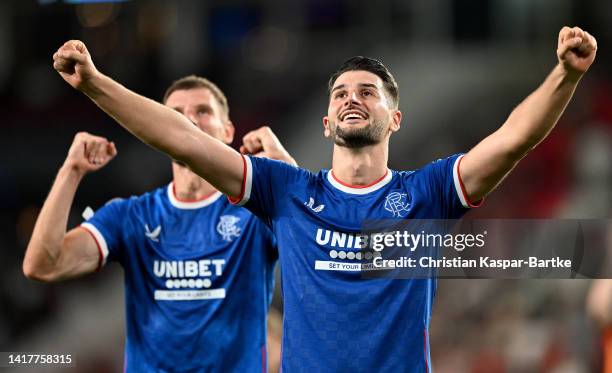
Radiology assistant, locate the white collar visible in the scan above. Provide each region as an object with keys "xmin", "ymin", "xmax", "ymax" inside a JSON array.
[
  {"xmin": 326, "ymin": 169, "xmax": 393, "ymax": 195},
  {"xmin": 167, "ymin": 182, "xmax": 223, "ymax": 209}
]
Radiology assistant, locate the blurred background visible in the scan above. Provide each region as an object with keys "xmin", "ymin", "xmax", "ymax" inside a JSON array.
[{"xmin": 1, "ymin": 0, "xmax": 611, "ymax": 372}]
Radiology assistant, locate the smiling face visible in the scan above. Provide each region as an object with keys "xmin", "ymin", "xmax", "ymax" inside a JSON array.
[
  {"xmin": 165, "ymin": 87, "xmax": 234, "ymax": 144},
  {"xmin": 324, "ymin": 70, "xmax": 401, "ymax": 149}
]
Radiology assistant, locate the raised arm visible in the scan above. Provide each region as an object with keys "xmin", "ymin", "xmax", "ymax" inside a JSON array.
[
  {"xmin": 460, "ymin": 26, "xmax": 597, "ymax": 203},
  {"xmin": 52, "ymin": 40, "xmax": 244, "ymax": 198},
  {"xmin": 23, "ymin": 133, "xmax": 117, "ymax": 282}
]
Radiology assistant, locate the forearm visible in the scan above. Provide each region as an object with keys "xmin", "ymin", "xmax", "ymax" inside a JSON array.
[
  {"xmin": 79, "ymin": 74, "xmax": 242, "ymax": 195},
  {"xmin": 499, "ymin": 64, "xmax": 580, "ymax": 153},
  {"xmin": 460, "ymin": 26, "xmax": 595, "ymax": 202},
  {"xmin": 460, "ymin": 65, "xmax": 581, "ymax": 201},
  {"xmin": 24, "ymin": 164, "xmax": 83, "ymax": 277},
  {"xmin": 81, "ymin": 73, "xmax": 197, "ymax": 161}
]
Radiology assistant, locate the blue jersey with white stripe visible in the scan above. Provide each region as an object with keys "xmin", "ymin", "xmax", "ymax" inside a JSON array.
[
  {"xmin": 81, "ymin": 183, "xmax": 277, "ymax": 372},
  {"xmin": 232, "ymin": 154, "xmax": 474, "ymax": 372}
]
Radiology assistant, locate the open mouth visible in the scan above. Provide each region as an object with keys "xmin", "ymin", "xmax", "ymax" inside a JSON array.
[{"xmin": 340, "ymin": 110, "xmax": 368, "ymax": 122}]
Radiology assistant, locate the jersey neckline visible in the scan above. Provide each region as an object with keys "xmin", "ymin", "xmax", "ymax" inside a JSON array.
[
  {"xmin": 167, "ymin": 182, "xmax": 223, "ymax": 209},
  {"xmin": 326, "ymin": 169, "xmax": 393, "ymax": 195}
]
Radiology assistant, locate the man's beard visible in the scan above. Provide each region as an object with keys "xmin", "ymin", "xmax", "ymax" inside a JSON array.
[{"xmin": 330, "ymin": 119, "xmax": 387, "ymax": 149}]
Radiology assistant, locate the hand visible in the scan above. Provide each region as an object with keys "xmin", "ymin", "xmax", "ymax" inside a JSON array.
[
  {"xmin": 64, "ymin": 132, "xmax": 117, "ymax": 176},
  {"xmin": 557, "ymin": 26, "xmax": 597, "ymax": 79},
  {"xmin": 240, "ymin": 126, "xmax": 297, "ymax": 166},
  {"xmin": 53, "ymin": 40, "xmax": 99, "ymax": 91}
]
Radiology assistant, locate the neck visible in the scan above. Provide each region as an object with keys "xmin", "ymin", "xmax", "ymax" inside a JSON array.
[
  {"xmin": 171, "ymin": 163, "xmax": 218, "ymax": 201},
  {"xmin": 330, "ymin": 139, "xmax": 389, "ymax": 186}
]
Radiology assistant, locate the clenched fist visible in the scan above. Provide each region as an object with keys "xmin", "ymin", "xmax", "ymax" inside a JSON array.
[
  {"xmin": 557, "ymin": 26, "xmax": 597, "ymax": 79},
  {"xmin": 64, "ymin": 132, "xmax": 117, "ymax": 176},
  {"xmin": 53, "ymin": 40, "xmax": 99, "ymax": 92},
  {"xmin": 240, "ymin": 126, "xmax": 297, "ymax": 166}
]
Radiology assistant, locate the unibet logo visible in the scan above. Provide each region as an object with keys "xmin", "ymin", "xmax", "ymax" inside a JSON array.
[
  {"xmin": 315, "ymin": 228, "xmax": 371, "ymax": 249},
  {"xmin": 153, "ymin": 259, "xmax": 226, "ymax": 293},
  {"xmin": 153, "ymin": 259, "xmax": 225, "ymax": 278},
  {"xmin": 153, "ymin": 259, "xmax": 226, "ymax": 289}
]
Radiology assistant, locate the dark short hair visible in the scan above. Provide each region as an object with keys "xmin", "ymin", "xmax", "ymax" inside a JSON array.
[
  {"xmin": 162, "ymin": 75, "xmax": 230, "ymax": 120},
  {"xmin": 328, "ymin": 56, "xmax": 399, "ymax": 108}
]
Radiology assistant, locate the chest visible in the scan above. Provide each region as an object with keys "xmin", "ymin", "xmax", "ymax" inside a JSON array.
[{"xmin": 124, "ymin": 208, "xmax": 251, "ymax": 260}]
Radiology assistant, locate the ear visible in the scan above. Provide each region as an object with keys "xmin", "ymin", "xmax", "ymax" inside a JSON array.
[
  {"xmin": 223, "ymin": 120, "xmax": 235, "ymax": 144},
  {"xmin": 323, "ymin": 116, "xmax": 332, "ymax": 138},
  {"xmin": 389, "ymin": 110, "xmax": 402, "ymax": 133}
]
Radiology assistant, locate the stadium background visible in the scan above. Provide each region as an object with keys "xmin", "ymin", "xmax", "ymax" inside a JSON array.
[{"xmin": 1, "ymin": 0, "xmax": 611, "ymax": 371}]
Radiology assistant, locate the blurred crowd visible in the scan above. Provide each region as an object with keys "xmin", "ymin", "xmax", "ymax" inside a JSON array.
[{"xmin": 1, "ymin": 1, "xmax": 610, "ymax": 372}]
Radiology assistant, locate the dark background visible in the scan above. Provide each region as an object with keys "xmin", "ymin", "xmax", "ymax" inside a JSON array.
[{"xmin": 1, "ymin": 0, "xmax": 611, "ymax": 371}]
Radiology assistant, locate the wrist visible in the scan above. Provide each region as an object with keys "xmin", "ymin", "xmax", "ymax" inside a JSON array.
[
  {"xmin": 60, "ymin": 161, "xmax": 87, "ymax": 180},
  {"xmin": 79, "ymin": 72, "xmax": 106, "ymax": 98},
  {"xmin": 556, "ymin": 62, "xmax": 583, "ymax": 84}
]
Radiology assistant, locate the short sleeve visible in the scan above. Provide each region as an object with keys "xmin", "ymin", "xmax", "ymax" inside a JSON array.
[
  {"xmin": 80, "ymin": 198, "xmax": 129, "ymax": 267},
  {"xmin": 421, "ymin": 153, "xmax": 482, "ymax": 219},
  {"xmin": 228, "ymin": 155, "xmax": 298, "ymax": 226}
]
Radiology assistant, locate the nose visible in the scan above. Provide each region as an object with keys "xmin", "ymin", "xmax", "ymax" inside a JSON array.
[{"xmin": 344, "ymin": 91, "xmax": 361, "ymax": 106}]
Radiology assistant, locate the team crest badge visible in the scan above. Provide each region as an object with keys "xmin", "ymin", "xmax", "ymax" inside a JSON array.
[
  {"xmin": 217, "ymin": 215, "xmax": 242, "ymax": 242},
  {"xmin": 384, "ymin": 192, "xmax": 411, "ymax": 217}
]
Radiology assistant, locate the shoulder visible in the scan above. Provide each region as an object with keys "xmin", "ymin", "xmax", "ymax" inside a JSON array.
[
  {"xmin": 403, "ymin": 154, "xmax": 463, "ymax": 178},
  {"xmin": 247, "ymin": 156, "xmax": 314, "ymax": 183},
  {"xmin": 96, "ymin": 185, "xmax": 166, "ymax": 214},
  {"xmin": 392, "ymin": 154, "xmax": 464, "ymax": 191}
]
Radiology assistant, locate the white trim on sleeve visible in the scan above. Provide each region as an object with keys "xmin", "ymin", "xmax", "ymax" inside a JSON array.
[
  {"xmin": 81, "ymin": 222, "xmax": 110, "ymax": 267},
  {"xmin": 452, "ymin": 154, "xmax": 482, "ymax": 208},
  {"xmin": 229, "ymin": 155, "xmax": 253, "ymax": 206},
  {"xmin": 452, "ymin": 155, "xmax": 469, "ymax": 208}
]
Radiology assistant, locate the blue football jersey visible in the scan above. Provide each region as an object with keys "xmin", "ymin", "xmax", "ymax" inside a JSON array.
[
  {"xmin": 80, "ymin": 183, "xmax": 277, "ymax": 372},
  {"xmin": 231, "ymin": 154, "xmax": 477, "ymax": 373}
]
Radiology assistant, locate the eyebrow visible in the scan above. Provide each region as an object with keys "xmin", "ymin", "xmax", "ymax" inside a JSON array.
[
  {"xmin": 331, "ymin": 83, "xmax": 379, "ymax": 93},
  {"xmin": 169, "ymin": 103, "xmax": 214, "ymax": 113},
  {"xmin": 195, "ymin": 104, "xmax": 213, "ymax": 112},
  {"xmin": 359, "ymin": 83, "xmax": 378, "ymax": 90},
  {"xmin": 331, "ymin": 84, "xmax": 345, "ymax": 93}
]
